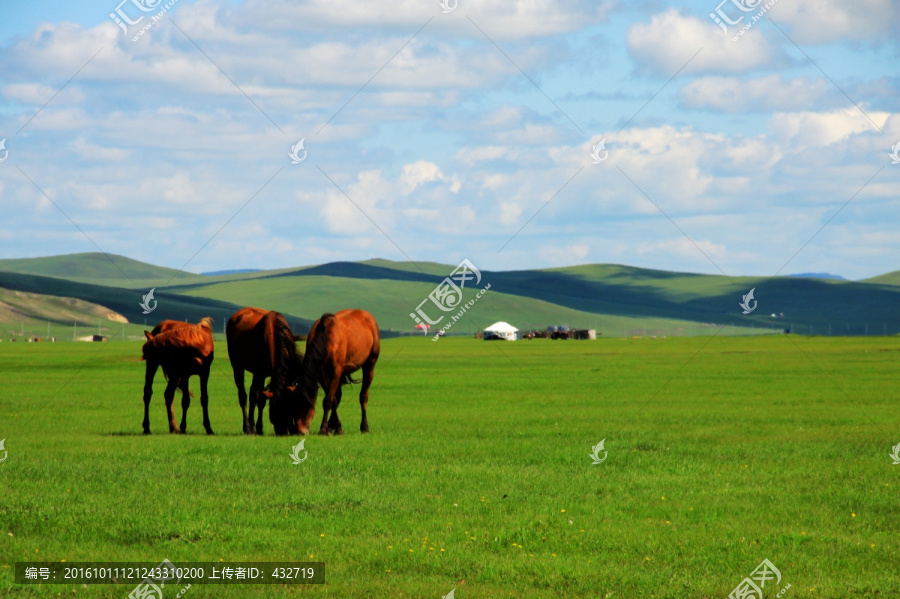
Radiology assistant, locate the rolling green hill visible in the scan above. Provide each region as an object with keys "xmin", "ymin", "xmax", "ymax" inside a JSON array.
[
  {"xmin": 0, "ymin": 252, "xmax": 186, "ymax": 283},
  {"xmin": 0, "ymin": 287, "xmax": 134, "ymax": 340},
  {"xmin": 174, "ymin": 260, "xmax": 900, "ymax": 336},
  {"xmin": 864, "ymin": 269, "xmax": 900, "ymax": 286},
  {"xmin": 0, "ymin": 270, "xmax": 312, "ymax": 338},
  {"xmin": 3, "ymin": 254, "xmax": 900, "ymax": 338},
  {"xmin": 172, "ymin": 274, "xmax": 740, "ymax": 337}
]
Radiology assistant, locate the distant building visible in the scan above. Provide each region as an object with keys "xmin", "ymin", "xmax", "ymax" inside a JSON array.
[{"xmin": 484, "ymin": 321, "xmax": 518, "ymax": 341}]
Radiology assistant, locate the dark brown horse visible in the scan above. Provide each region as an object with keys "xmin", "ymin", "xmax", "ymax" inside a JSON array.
[
  {"xmin": 284, "ymin": 309, "xmax": 380, "ymax": 436},
  {"xmin": 226, "ymin": 307, "xmax": 301, "ymax": 435},
  {"xmin": 141, "ymin": 317, "xmax": 215, "ymax": 435}
]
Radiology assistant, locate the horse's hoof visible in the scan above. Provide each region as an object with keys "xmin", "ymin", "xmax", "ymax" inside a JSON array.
[
  {"xmin": 318, "ymin": 429, "xmax": 329, "ymax": 436},
  {"xmin": 143, "ymin": 430, "xmax": 151, "ymax": 435},
  {"xmin": 334, "ymin": 428, "xmax": 344, "ymax": 436},
  {"xmin": 206, "ymin": 429, "xmax": 215, "ymax": 435}
]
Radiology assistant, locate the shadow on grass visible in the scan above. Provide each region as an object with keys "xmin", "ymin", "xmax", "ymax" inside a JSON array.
[{"xmin": 103, "ymin": 431, "xmax": 249, "ymax": 437}]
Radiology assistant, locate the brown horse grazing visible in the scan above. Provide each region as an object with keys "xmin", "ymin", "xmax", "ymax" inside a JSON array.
[
  {"xmin": 284, "ymin": 309, "xmax": 380, "ymax": 436},
  {"xmin": 226, "ymin": 307, "xmax": 302, "ymax": 435},
  {"xmin": 141, "ymin": 317, "xmax": 215, "ymax": 435}
]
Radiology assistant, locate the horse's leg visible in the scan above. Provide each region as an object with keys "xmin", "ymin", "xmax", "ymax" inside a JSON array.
[
  {"xmin": 318, "ymin": 375, "xmax": 341, "ymax": 435},
  {"xmin": 254, "ymin": 379, "xmax": 266, "ymax": 436},
  {"xmin": 164, "ymin": 376, "xmax": 180, "ymax": 433},
  {"xmin": 200, "ymin": 364, "xmax": 214, "ymax": 435},
  {"xmin": 317, "ymin": 394, "xmax": 332, "ymax": 436},
  {"xmin": 178, "ymin": 377, "xmax": 191, "ymax": 433},
  {"xmin": 359, "ymin": 361, "xmax": 376, "ymax": 433},
  {"xmin": 249, "ymin": 373, "xmax": 265, "ymax": 435},
  {"xmin": 328, "ymin": 386, "xmax": 343, "ymax": 435},
  {"xmin": 233, "ymin": 368, "xmax": 251, "ymax": 434},
  {"xmin": 142, "ymin": 361, "xmax": 159, "ymax": 434}
]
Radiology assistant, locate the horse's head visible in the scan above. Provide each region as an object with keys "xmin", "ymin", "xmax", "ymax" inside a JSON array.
[
  {"xmin": 264, "ymin": 386, "xmax": 315, "ymax": 436},
  {"xmin": 140, "ymin": 331, "xmax": 155, "ymax": 361},
  {"xmin": 289, "ymin": 384, "xmax": 317, "ymax": 436}
]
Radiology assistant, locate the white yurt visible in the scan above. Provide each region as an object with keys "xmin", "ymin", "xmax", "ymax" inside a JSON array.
[{"xmin": 483, "ymin": 321, "xmax": 518, "ymax": 341}]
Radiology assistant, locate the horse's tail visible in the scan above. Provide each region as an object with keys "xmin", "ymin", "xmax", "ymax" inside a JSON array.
[{"xmin": 340, "ymin": 373, "xmax": 361, "ymax": 385}]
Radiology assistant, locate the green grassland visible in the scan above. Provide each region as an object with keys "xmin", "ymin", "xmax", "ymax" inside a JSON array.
[{"xmin": 1, "ymin": 335, "xmax": 897, "ymax": 597}]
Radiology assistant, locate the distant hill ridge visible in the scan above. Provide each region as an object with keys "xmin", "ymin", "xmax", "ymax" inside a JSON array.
[
  {"xmin": 202, "ymin": 268, "xmax": 262, "ymax": 276},
  {"xmin": 0, "ymin": 253, "xmax": 186, "ymax": 281},
  {"xmin": 788, "ymin": 273, "xmax": 846, "ymax": 281},
  {"xmin": 2, "ymin": 253, "xmax": 900, "ymax": 336}
]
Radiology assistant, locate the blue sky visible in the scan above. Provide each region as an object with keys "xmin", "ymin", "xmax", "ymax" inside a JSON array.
[{"xmin": 0, "ymin": 0, "xmax": 898, "ymax": 279}]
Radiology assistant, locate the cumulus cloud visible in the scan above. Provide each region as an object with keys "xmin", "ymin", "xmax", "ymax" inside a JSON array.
[
  {"xmin": 769, "ymin": 108, "xmax": 890, "ymax": 147},
  {"xmin": 626, "ymin": 9, "xmax": 774, "ymax": 75}
]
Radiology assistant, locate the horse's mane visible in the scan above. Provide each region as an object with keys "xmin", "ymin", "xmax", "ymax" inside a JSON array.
[
  {"xmin": 270, "ymin": 312, "xmax": 302, "ymax": 398},
  {"xmin": 297, "ymin": 314, "xmax": 333, "ymax": 393}
]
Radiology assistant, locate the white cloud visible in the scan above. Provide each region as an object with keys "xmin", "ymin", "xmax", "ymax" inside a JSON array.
[
  {"xmin": 767, "ymin": 0, "xmax": 896, "ymax": 44},
  {"xmin": 637, "ymin": 237, "xmax": 726, "ymax": 261},
  {"xmin": 769, "ymin": 108, "xmax": 890, "ymax": 147},
  {"xmin": 70, "ymin": 138, "xmax": 131, "ymax": 162},
  {"xmin": 499, "ymin": 202, "xmax": 523, "ymax": 226},
  {"xmin": 540, "ymin": 242, "xmax": 590, "ymax": 265},
  {"xmin": 458, "ymin": 146, "xmax": 512, "ymax": 165},
  {"xmin": 626, "ymin": 9, "xmax": 773, "ymax": 75},
  {"xmin": 400, "ymin": 161, "xmax": 444, "ymax": 194},
  {"xmin": 679, "ymin": 74, "xmax": 831, "ymax": 112},
  {"xmin": 236, "ymin": 0, "xmax": 614, "ymax": 39},
  {"xmin": 2, "ymin": 83, "xmax": 85, "ymax": 105}
]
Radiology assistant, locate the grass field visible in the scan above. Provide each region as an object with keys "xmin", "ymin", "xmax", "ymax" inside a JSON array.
[{"xmin": 1, "ymin": 335, "xmax": 898, "ymax": 597}]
